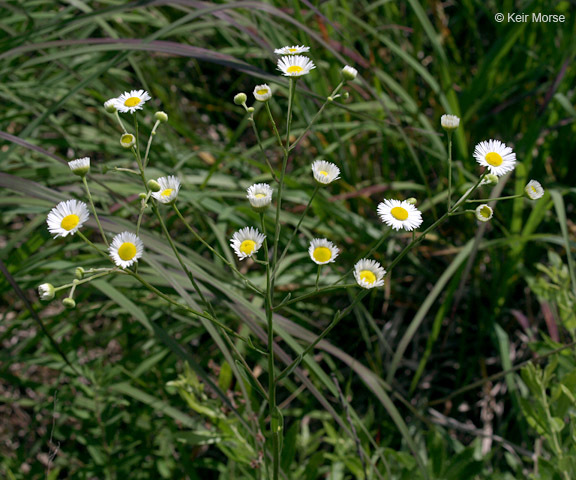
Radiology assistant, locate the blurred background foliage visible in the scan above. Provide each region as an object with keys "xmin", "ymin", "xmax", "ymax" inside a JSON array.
[{"xmin": 1, "ymin": 0, "xmax": 575, "ymax": 478}]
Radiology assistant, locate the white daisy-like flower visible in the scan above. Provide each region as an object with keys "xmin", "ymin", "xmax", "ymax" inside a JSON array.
[
  {"xmin": 68, "ymin": 157, "xmax": 90, "ymax": 177},
  {"xmin": 38, "ymin": 283, "xmax": 55, "ymax": 301},
  {"xmin": 151, "ymin": 175, "xmax": 181, "ymax": 204},
  {"xmin": 277, "ymin": 55, "xmax": 316, "ymax": 77},
  {"xmin": 308, "ymin": 238, "xmax": 339, "ymax": 265},
  {"xmin": 230, "ymin": 227, "xmax": 266, "ymax": 260},
  {"xmin": 46, "ymin": 199, "xmax": 90, "ymax": 238},
  {"xmin": 377, "ymin": 199, "xmax": 423, "ymax": 231},
  {"xmin": 114, "ymin": 89, "xmax": 151, "ymax": 114},
  {"xmin": 246, "ymin": 183, "xmax": 273, "ymax": 211},
  {"xmin": 354, "ymin": 259, "xmax": 386, "ymax": 289},
  {"xmin": 274, "ymin": 45, "xmax": 310, "ymax": 55},
  {"xmin": 473, "ymin": 139, "xmax": 516, "ymax": 177},
  {"xmin": 441, "ymin": 114, "xmax": 460, "ymax": 131},
  {"xmin": 525, "ymin": 180, "xmax": 544, "ymax": 200},
  {"xmin": 311, "ymin": 160, "xmax": 340, "ymax": 185},
  {"xmin": 253, "ymin": 84, "xmax": 272, "ymax": 102},
  {"xmin": 341, "ymin": 65, "xmax": 358, "ymax": 81},
  {"xmin": 109, "ymin": 232, "xmax": 144, "ymax": 269},
  {"xmin": 475, "ymin": 204, "xmax": 493, "ymax": 222}
]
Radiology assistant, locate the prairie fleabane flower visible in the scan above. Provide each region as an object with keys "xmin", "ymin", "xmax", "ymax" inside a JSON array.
[
  {"xmin": 473, "ymin": 140, "xmax": 516, "ymax": 176},
  {"xmin": 441, "ymin": 114, "xmax": 460, "ymax": 131},
  {"xmin": 274, "ymin": 45, "xmax": 310, "ymax": 55},
  {"xmin": 38, "ymin": 283, "xmax": 55, "ymax": 301},
  {"xmin": 120, "ymin": 133, "xmax": 136, "ymax": 148},
  {"xmin": 109, "ymin": 232, "xmax": 144, "ymax": 268},
  {"xmin": 230, "ymin": 227, "xmax": 266, "ymax": 260},
  {"xmin": 253, "ymin": 84, "xmax": 272, "ymax": 102},
  {"xmin": 475, "ymin": 204, "xmax": 493, "ymax": 222},
  {"xmin": 46, "ymin": 200, "xmax": 90, "ymax": 238},
  {"xmin": 308, "ymin": 238, "xmax": 339, "ymax": 265},
  {"xmin": 104, "ymin": 99, "xmax": 117, "ymax": 113},
  {"xmin": 525, "ymin": 180, "xmax": 544, "ymax": 200},
  {"xmin": 151, "ymin": 176, "xmax": 181, "ymax": 204},
  {"xmin": 115, "ymin": 90, "xmax": 151, "ymax": 114},
  {"xmin": 354, "ymin": 259, "xmax": 386, "ymax": 289},
  {"xmin": 68, "ymin": 157, "xmax": 90, "ymax": 177},
  {"xmin": 341, "ymin": 65, "xmax": 358, "ymax": 81},
  {"xmin": 277, "ymin": 55, "xmax": 316, "ymax": 77},
  {"xmin": 246, "ymin": 183, "xmax": 273, "ymax": 211},
  {"xmin": 377, "ymin": 199, "xmax": 423, "ymax": 231},
  {"xmin": 311, "ymin": 160, "xmax": 340, "ymax": 185}
]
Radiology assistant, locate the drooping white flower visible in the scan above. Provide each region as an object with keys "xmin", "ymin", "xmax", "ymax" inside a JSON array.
[
  {"xmin": 341, "ymin": 65, "xmax": 358, "ymax": 81},
  {"xmin": 441, "ymin": 114, "xmax": 460, "ymax": 131},
  {"xmin": 525, "ymin": 180, "xmax": 544, "ymax": 200},
  {"xmin": 311, "ymin": 160, "xmax": 340, "ymax": 185},
  {"xmin": 68, "ymin": 157, "xmax": 90, "ymax": 177},
  {"xmin": 38, "ymin": 283, "xmax": 55, "ymax": 301},
  {"xmin": 151, "ymin": 176, "xmax": 181, "ymax": 204}
]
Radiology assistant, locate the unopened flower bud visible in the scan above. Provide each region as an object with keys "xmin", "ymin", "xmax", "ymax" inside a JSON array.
[
  {"xmin": 406, "ymin": 197, "xmax": 417, "ymax": 205},
  {"xmin": 247, "ymin": 107, "xmax": 255, "ymax": 113},
  {"xmin": 104, "ymin": 99, "xmax": 117, "ymax": 113},
  {"xmin": 481, "ymin": 174, "xmax": 499, "ymax": 186},
  {"xmin": 147, "ymin": 180, "xmax": 161, "ymax": 192},
  {"xmin": 120, "ymin": 133, "xmax": 136, "ymax": 149},
  {"xmin": 68, "ymin": 157, "xmax": 90, "ymax": 177},
  {"xmin": 341, "ymin": 65, "xmax": 358, "ymax": 81},
  {"xmin": 139, "ymin": 192, "xmax": 148, "ymax": 200},
  {"xmin": 75, "ymin": 267, "xmax": 85, "ymax": 279},
  {"xmin": 343, "ymin": 92, "xmax": 350, "ymax": 100},
  {"xmin": 234, "ymin": 93, "xmax": 247, "ymax": 105},
  {"xmin": 155, "ymin": 111, "xmax": 168, "ymax": 123},
  {"xmin": 38, "ymin": 283, "xmax": 55, "ymax": 301},
  {"xmin": 62, "ymin": 298, "xmax": 76, "ymax": 309},
  {"xmin": 441, "ymin": 114, "xmax": 460, "ymax": 131}
]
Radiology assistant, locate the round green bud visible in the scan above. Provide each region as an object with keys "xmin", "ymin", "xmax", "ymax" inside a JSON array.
[
  {"xmin": 138, "ymin": 192, "xmax": 148, "ymax": 200},
  {"xmin": 155, "ymin": 111, "xmax": 168, "ymax": 123},
  {"xmin": 75, "ymin": 267, "xmax": 85, "ymax": 279},
  {"xmin": 247, "ymin": 107, "xmax": 255, "ymax": 113},
  {"xmin": 343, "ymin": 92, "xmax": 350, "ymax": 100},
  {"xmin": 62, "ymin": 298, "xmax": 76, "ymax": 309},
  {"xmin": 482, "ymin": 174, "xmax": 499, "ymax": 186},
  {"xmin": 406, "ymin": 197, "xmax": 417, "ymax": 205},
  {"xmin": 147, "ymin": 179, "xmax": 161, "ymax": 192},
  {"xmin": 234, "ymin": 93, "xmax": 247, "ymax": 105},
  {"xmin": 120, "ymin": 133, "xmax": 136, "ymax": 149}
]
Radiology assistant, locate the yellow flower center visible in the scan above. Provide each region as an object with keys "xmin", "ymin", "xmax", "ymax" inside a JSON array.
[
  {"xmin": 319, "ymin": 170, "xmax": 329, "ymax": 176},
  {"xmin": 288, "ymin": 48, "xmax": 298, "ymax": 53},
  {"xmin": 287, "ymin": 65, "xmax": 304, "ymax": 74},
  {"xmin": 390, "ymin": 206, "xmax": 409, "ymax": 221},
  {"xmin": 255, "ymin": 193, "xmax": 266, "ymax": 198},
  {"xmin": 359, "ymin": 270, "xmax": 376, "ymax": 284},
  {"xmin": 485, "ymin": 152, "xmax": 503, "ymax": 167},
  {"xmin": 60, "ymin": 214, "xmax": 79, "ymax": 231},
  {"xmin": 479, "ymin": 206, "xmax": 491, "ymax": 218},
  {"xmin": 257, "ymin": 89, "xmax": 268, "ymax": 95},
  {"xmin": 118, "ymin": 242, "xmax": 137, "ymax": 261},
  {"xmin": 313, "ymin": 247, "xmax": 332, "ymax": 263},
  {"xmin": 124, "ymin": 97, "xmax": 141, "ymax": 107},
  {"xmin": 240, "ymin": 240, "xmax": 256, "ymax": 255},
  {"xmin": 161, "ymin": 188, "xmax": 173, "ymax": 197},
  {"xmin": 531, "ymin": 186, "xmax": 537, "ymax": 192},
  {"xmin": 121, "ymin": 134, "xmax": 134, "ymax": 144}
]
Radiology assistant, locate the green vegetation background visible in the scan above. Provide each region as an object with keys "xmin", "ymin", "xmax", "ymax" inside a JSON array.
[{"xmin": 1, "ymin": 0, "xmax": 575, "ymax": 478}]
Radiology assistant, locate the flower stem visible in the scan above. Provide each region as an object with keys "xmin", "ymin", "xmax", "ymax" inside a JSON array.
[
  {"xmin": 273, "ymin": 184, "xmax": 319, "ymax": 277},
  {"xmin": 82, "ymin": 176, "xmax": 108, "ymax": 246},
  {"xmin": 315, "ymin": 265, "xmax": 322, "ymax": 291},
  {"xmin": 466, "ymin": 194, "xmax": 523, "ymax": 203},
  {"xmin": 447, "ymin": 131, "xmax": 453, "ymax": 211},
  {"xmin": 143, "ymin": 120, "xmax": 161, "ymax": 169}
]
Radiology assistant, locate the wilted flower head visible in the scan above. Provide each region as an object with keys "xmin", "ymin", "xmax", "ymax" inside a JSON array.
[{"xmin": 525, "ymin": 180, "xmax": 544, "ymax": 200}]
